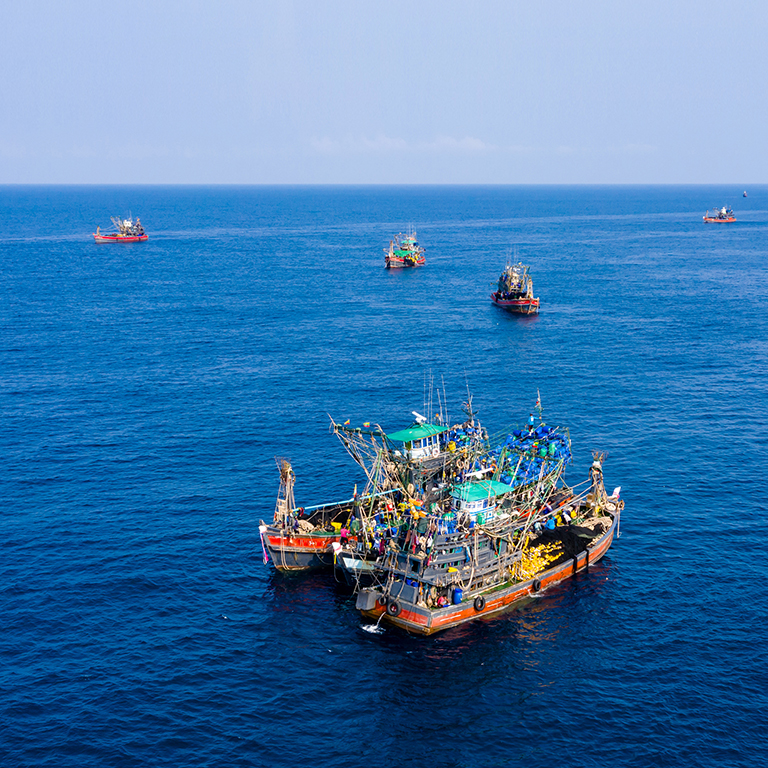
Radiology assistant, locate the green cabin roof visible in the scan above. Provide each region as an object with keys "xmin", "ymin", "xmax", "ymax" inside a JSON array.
[
  {"xmin": 451, "ymin": 479, "xmax": 513, "ymax": 502},
  {"xmin": 386, "ymin": 423, "xmax": 448, "ymax": 442}
]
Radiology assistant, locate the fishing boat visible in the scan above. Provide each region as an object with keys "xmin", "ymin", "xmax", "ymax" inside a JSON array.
[
  {"xmin": 259, "ymin": 459, "xmax": 398, "ymax": 572},
  {"xmin": 325, "ymin": 400, "xmax": 492, "ymax": 588},
  {"xmin": 491, "ymin": 261, "xmax": 539, "ymax": 315},
  {"xmin": 355, "ymin": 452, "xmax": 622, "ymax": 635},
  {"xmin": 384, "ymin": 230, "xmax": 425, "ymax": 268},
  {"xmin": 333, "ymin": 398, "xmax": 617, "ymax": 634},
  {"xmin": 743, "ymin": 191, "xmax": 748, "ymax": 198},
  {"xmin": 93, "ymin": 216, "xmax": 148, "ymax": 242},
  {"xmin": 703, "ymin": 207, "xmax": 736, "ymax": 223},
  {"xmin": 330, "ymin": 400, "xmax": 489, "ymax": 504}
]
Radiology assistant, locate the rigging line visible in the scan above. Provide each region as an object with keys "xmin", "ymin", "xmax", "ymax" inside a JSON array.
[{"xmin": 442, "ymin": 375, "xmax": 448, "ymax": 427}]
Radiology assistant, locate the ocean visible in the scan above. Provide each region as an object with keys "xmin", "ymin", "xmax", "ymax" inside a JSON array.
[{"xmin": 1, "ymin": 185, "xmax": 766, "ymax": 767}]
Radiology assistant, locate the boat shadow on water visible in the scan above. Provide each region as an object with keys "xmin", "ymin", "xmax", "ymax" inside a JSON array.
[{"xmin": 493, "ymin": 308, "xmax": 541, "ymax": 325}]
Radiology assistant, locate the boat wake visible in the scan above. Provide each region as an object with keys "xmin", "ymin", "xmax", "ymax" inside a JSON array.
[{"xmin": 360, "ymin": 623, "xmax": 385, "ymax": 634}]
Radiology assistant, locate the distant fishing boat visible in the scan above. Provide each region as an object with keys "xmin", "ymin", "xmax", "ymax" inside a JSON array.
[
  {"xmin": 490, "ymin": 261, "xmax": 540, "ymax": 315},
  {"xmin": 743, "ymin": 191, "xmax": 748, "ymax": 198},
  {"xmin": 93, "ymin": 216, "xmax": 148, "ymax": 242},
  {"xmin": 384, "ymin": 229, "xmax": 425, "ymax": 268},
  {"xmin": 703, "ymin": 207, "xmax": 736, "ymax": 223}
]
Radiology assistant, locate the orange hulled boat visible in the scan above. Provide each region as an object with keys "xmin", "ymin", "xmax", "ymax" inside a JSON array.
[{"xmin": 703, "ymin": 206, "xmax": 736, "ymax": 223}]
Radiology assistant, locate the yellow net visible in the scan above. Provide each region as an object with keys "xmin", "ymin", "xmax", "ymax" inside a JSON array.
[{"xmin": 512, "ymin": 541, "xmax": 563, "ymax": 582}]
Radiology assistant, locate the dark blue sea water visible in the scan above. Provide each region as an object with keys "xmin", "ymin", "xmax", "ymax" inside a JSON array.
[{"xmin": 2, "ymin": 185, "xmax": 767, "ymax": 768}]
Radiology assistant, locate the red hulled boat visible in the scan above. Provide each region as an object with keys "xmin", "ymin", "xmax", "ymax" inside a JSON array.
[
  {"xmin": 490, "ymin": 261, "xmax": 540, "ymax": 315},
  {"xmin": 94, "ymin": 216, "xmax": 148, "ymax": 242},
  {"xmin": 259, "ymin": 459, "xmax": 397, "ymax": 572},
  {"xmin": 703, "ymin": 207, "xmax": 736, "ymax": 223}
]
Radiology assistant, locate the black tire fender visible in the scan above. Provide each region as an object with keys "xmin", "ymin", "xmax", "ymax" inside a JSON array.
[
  {"xmin": 377, "ymin": 595, "xmax": 387, "ymax": 607},
  {"xmin": 387, "ymin": 600, "xmax": 401, "ymax": 617},
  {"xmin": 474, "ymin": 595, "xmax": 486, "ymax": 612},
  {"xmin": 532, "ymin": 578, "xmax": 542, "ymax": 592}
]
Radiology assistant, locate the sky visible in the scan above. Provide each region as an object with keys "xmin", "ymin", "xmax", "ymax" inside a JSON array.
[{"xmin": 1, "ymin": 0, "xmax": 766, "ymax": 184}]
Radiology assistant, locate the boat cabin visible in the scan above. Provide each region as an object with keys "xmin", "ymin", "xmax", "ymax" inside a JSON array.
[
  {"xmin": 387, "ymin": 423, "xmax": 448, "ymax": 461},
  {"xmin": 450, "ymin": 479, "xmax": 513, "ymax": 525}
]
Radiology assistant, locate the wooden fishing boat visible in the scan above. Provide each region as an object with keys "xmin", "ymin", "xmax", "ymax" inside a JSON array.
[
  {"xmin": 326, "ymin": 402, "xmax": 497, "ymax": 585},
  {"xmin": 259, "ymin": 459, "xmax": 397, "ymax": 572},
  {"xmin": 384, "ymin": 230, "xmax": 425, "ymax": 268},
  {"xmin": 330, "ymin": 399, "xmax": 489, "ymax": 503},
  {"xmin": 93, "ymin": 216, "xmax": 148, "ymax": 242},
  {"xmin": 491, "ymin": 262, "xmax": 539, "ymax": 315},
  {"xmin": 355, "ymin": 453, "xmax": 623, "ymax": 635},
  {"xmin": 703, "ymin": 207, "xmax": 736, "ymax": 223}
]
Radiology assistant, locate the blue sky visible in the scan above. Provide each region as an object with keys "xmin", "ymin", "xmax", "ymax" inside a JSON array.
[{"xmin": 1, "ymin": 0, "xmax": 766, "ymax": 183}]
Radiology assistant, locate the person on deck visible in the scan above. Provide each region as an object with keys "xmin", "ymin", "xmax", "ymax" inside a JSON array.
[{"xmin": 527, "ymin": 413, "xmax": 535, "ymax": 432}]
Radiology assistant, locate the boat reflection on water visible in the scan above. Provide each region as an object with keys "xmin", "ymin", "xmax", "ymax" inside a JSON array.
[{"xmin": 264, "ymin": 567, "xmax": 337, "ymax": 610}]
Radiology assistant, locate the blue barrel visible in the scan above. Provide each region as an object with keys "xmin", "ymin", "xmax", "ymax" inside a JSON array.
[{"xmin": 453, "ymin": 587, "xmax": 463, "ymax": 604}]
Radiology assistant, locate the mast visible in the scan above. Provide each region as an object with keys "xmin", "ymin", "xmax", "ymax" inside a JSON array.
[{"xmin": 273, "ymin": 457, "xmax": 296, "ymax": 526}]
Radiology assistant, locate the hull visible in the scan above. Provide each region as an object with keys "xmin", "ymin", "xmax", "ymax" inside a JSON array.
[
  {"xmin": 265, "ymin": 528, "xmax": 342, "ymax": 571},
  {"xmin": 703, "ymin": 217, "xmax": 736, "ymax": 223},
  {"xmin": 385, "ymin": 255, "xmax": 426, "ymax": 269},
  {"xmin": 334, "ymin": 551, "xmax": 378, "ymax": 588},
  {"xmin": 94, "ymin": 234, "xmax": 148, "ymax": 242},
  {"xmin": 359, "ymin": 513, "xmax": 618, "ymax": 635},
  {"xmin": 491, "ymin": 293, "xmax": 540, "ymax": 315}
]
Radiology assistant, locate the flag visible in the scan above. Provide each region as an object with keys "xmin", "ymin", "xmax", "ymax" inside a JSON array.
[
  {"xmin": 363, "ymin": 421, "xmax": 371, "ymax": 427},
  {"xmin": 343, "ymin": 419, "xmax": 350, "ymax": 425}
]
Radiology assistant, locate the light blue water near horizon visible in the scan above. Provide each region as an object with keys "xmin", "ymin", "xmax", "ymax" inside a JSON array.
[{"xmin": 1, "ymin": 185, "xmax": 767, "ymax": 767}]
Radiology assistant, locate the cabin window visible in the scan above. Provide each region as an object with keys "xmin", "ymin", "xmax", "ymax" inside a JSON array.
[{"xmin": 413, "ymin": 439, "xmax": 422, "ymax": 449}]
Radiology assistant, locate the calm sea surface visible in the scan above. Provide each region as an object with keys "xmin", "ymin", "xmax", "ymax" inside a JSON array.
[{"xmin": 1, "ymin": 185, "xmax": 767, "ymax": 767}]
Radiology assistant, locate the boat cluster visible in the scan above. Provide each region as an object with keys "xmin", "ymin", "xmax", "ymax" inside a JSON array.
[{"xmin": 260, "ymin": 397, "xmax": 623, "ymax": 635}]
